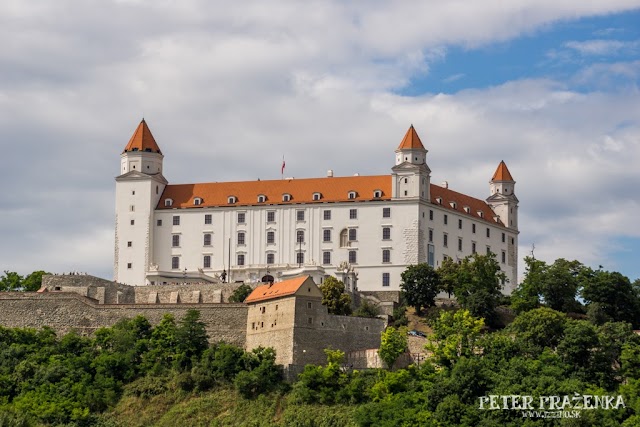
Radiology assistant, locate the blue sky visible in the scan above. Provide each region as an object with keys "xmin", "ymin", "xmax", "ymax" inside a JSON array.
[{"xmin": 0, "ymin": 1, "xmax": 639, "ymax": 283}]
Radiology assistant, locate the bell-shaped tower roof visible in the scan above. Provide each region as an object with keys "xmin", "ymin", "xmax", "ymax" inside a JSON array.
[{"xmin": 122, "ymin": 119, "xmax": 162, "ymax": 154}]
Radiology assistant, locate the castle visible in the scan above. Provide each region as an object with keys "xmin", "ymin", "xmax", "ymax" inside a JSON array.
[{"xmin": 114, "ymin": 120, "xmax": 519, "ymax": 292}]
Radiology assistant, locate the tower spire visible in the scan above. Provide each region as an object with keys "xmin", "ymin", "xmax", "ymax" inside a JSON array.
[{"xmin": 123, "ymin": 119, "xmax": 162, "ymax": 154}]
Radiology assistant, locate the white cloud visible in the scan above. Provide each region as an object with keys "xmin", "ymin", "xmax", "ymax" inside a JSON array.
[
  {"xmin": 1, "ymin": 0, "xmax": 639, "ymax": 282},
  {"xmin": 564, "ymin": 39, "xmax": 639, "ymax": 55}
]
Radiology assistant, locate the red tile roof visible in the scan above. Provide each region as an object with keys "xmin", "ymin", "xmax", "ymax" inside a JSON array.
[
  {"xmin": 158, "ymin": 175, "xmax": 392, "ymax": 208},
  {"xmin": 491, "ymin": 161, "xmax": 514, "ymax": 181},
  {"xmin": 123, "ymin": 119, "xmax": 162, "ymax": 154},
  {"xmin": 396, "ymin": 125, "xmax": 426, "ymax": 150},
  {"xmin": 245, "ymin": 276, "xmax": 310, "ymax": 303},
  {"xmin": 157, "ymin": 175, "xmax": 506, "ymax": 227}
]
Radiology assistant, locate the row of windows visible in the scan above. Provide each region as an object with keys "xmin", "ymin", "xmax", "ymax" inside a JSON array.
[
  {"xmin": 160, "ymin": 208, "xmax": 393, "ymax": 228},
  {"xmin": 429, "ymin": 210, "xmax": 511, "ymax": 242}
]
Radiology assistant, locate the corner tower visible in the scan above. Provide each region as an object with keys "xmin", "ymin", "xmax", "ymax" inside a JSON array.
[
  {"xmin": 114, "ymin": 120, "xmax": 167, "ymax": 286},
  {"xmin": 486, "ymin": 160, "xmax": 518, "ymax": 230},
  {"xmin": 391, "ymin": 125, "xmax": 431, "ymax": 200}
]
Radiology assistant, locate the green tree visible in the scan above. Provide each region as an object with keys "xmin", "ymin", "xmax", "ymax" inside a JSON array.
[
  {"xmin": 426, "ymin": 309, "xmax": 484, "ymax": 367},
  {"xmin": 510, "ymin": 256, "xmax": 545, "ymax": 313},
  {"xmin": 581, "ymin": 268, "xmax": 640, "ymax": 327},
  {"xmin": 228, "ymin": 284, "xmax": 253, "ymax": 303},
  {"xmin": 0, "ymin": 271, "xmax": 22, "ymax": 291},
  {"xmin": 378, "ymin": 326, "xmax": 408, "ymax": 370},
  {"xmin": 539, "ymin": 258, "xmax": 584, "ymax": 312},
  {"xmin": 319, "ymin": 276, "xmax": 352, "ymax": 315},
  {"xmin": 400, "ymin": 263, "xmax": 441, "ymax": 315},
  {"xmin": 22, "ymin": 270, "xmax": 50, "ymax": 292},
  {"xmin": 507, "ymin": 307, "xmax": 566, "ymax": 354},
  {"xmin": 444, "ymin": 253, "xmax": 505, "ymax": 326},
  {"xmin": 353, "ymin": 299, "xmax": 380, "ymax": 318},
  {"xmin": 174, "ymin": 309, "xmax": 209, "ymax": 370}
]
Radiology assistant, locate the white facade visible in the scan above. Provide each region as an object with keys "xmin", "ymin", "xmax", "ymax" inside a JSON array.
[{"xmin": 114, "ymin": 122, "xmax": 519, "ymax": 293}]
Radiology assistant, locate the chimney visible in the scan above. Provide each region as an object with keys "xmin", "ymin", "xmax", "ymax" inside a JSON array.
[
  {"xmin": 353, "ymin": 173, "xmax": 359, "ymax": 176},
  {"xmin": 327, "ymin": 170, "xmax": 333, "ymax": 177},
  {"xmin": 441, "ymin": 181, "xmax": 448, "ymax": 189}
]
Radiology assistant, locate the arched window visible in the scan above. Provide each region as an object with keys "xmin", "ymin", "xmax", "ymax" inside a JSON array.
[
  {"xmin": 194, "ymin": 197, "xmax": 202, "ymax": 206},
  {"xmin": 257, "ymin": 195, "xmax": 266, "ymax": 203},
  {"xmin": 313, "ymin": 192, "xmax": 322, "ymax": 201},
  {"xmin": 228, "ymin": 196, "xmax": 237, "ymax": 204},
  {"xmin": 203, "ymin": 233, "xmax": 212, "ymax": 246},
  {"xmin": 340, "ymin": 229, "xmax": 349, "ymax": 247},
  {"xmin": 373, "ymin": 190, "xmax": 382, "ymax": 198},
  {"xmin": 348, "ymin": 191, "xmax": 357, "ymax": 199},
  {"xmin": 165, "ymin": 199, "xmax": 173, "ymax": 207},
  {"xmin": 283, "ymin": 194, "xmax": 291, "ymax": 202}
]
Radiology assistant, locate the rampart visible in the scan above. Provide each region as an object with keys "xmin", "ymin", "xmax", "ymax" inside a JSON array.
[{"xmin": 0, "ymin": 292, "xmax": 247, "ymax": 346}]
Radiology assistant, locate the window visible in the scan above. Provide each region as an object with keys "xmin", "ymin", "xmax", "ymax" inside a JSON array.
[
  {"xmin": 127, "ymin": 263, "xmax": 132, "ymax": 269},
  {"xmin": 172, "ymin": 235, "xmax": 180, "ymax": 247},
  {"xmin": 428, "ymin": 229, "xmax": 433, "ymax": 242},
  {"xmin": 203, "ymin": 255, "xmax": 211, "ymax": 268},
  {"xmin": 283, "ymin": 194, "xmax": 291, "ymax": 202},
  {"xmin": 157, "ymin": 219, "xmax": 162, "ymax": 226},
  {"xmin": 171, "ymin": 257, "xmax": 179, "ymax": 269},
  {"xmin": 349, "ymin": 209, "xmax": 357, "ymax": 219},
  {"xmin": 486, "ymin": 228, "xmax": 490, "ymax": 238},
  {"xmin": 267, "ymin": 231, "xmax": 275, "ymax": 244},
  {"xmin": 205, "ymin": 214, "xmax": 212, "ymax": 225},
  {"xmin": 267, "ymin": 253, "xmax": 275, "ymax": 264},
  {"xmin": 472, "ymin": 223, "xmax": 476, "ymax": 234},
  {"xmin": 237, "ymin": 254, "xmax": 245, "ymax": 266},
  {"xmin": 382, "ymin": 273, "xmax": 390, "ymax": 287},
  {"xmin": 313, "ymin": 192, "xmax": 321, "ymax": 201},
  {"xmin": 502, "ymin": 232, "xmax": 506, "ymax": 243},
  {"xmin": 444, "ymin": 214, "xmax": 448, "ymax": 225},
  {"xmin": 308, "ymin": 317, "xmax": 313, "ymax": 324},
  {"xmin": 173, "ymin": 216, "xmax": 180, "ymax": 226},
  {"xmin": 322, "ymin": 251, "xmax": 331, "ymax": 265},
  {"xmin": 348, "ymin": 250, "xmax": 357, "ymax": 264},
  {"xmin": 382, "ymin": 249, "xmax": 391, "ymax": 263},
  {"xmin": 340, "ymin": 229, "xmax": 348, "ymax": 247},
  {"xmin": 296, "ymin": 252, "xmax": 304, "ymax": 264},
  {"xmin": 203, "ymin": 234, "xmax": 212, "ymax": 246},
  {"xmin": 323, "ymin": 210, "xmax": 331, "ymax": 220},
  {"xmin": 237, "ymin": 212, "xmax": 246, "ymax": 223},
  {"xmin": 382, "ymin": 227, "xmax": 391, "ymax": 240},
  {"xmin": 228, "ymin": 196, "xmax": 236, "ymax": 204},
  {"xmin": 429, "ymin": 210, "xmax": 434, "ymax": 220},
  {"xmin": 404, "ymin": 178, "xmax": 408, "ymax": 184},
  {"xmin": 194, "ymin": 198, "xmax": 202, "ymax": 206},
  {"xmin": 348, "ymin": 228, "xmax": 357, "ymax": 241},
  {"xmin": 323, "ymin": 229, "xmax": 331, "ymax": 242},
  {"xmin": 165, "ymin": 199, "xmax": 173, "ymax": 207},
  {"xmin": 238, "ymin": 232, "xmax": 245, "ymax": 245},
  {"xmin": 486, "ymin": 246, "xmax": 491, "ymax": 255},
  {"xmin": 383, "ymin": 207, "xmax": 391, "ymax": 218},
  {"xmin": 130, "ymin": 219, "xmax": 135, "ymax": 225},
  {"xmin": 472, "ymin": 242, "xmax": 477, "ymax": 254},
  {"xmin": 132, "ymin": 190, "xmax": 135, "ymax": 195},
  {"xmin": 258, "ymin": 195, "xmax": 266, "ymax": 203},
  {"xmin": 374, "ymin": 190, "xmax": 382, "ymax": 198},
  {"xmin": 348, "ymin": 191, "xmax": 357, "ymax": 199},
  {"xmin": 296, "ymin": 230, "xmax": 305, "ymax": 243},
  {"xmin": 458, "ymin": 219, "xmax": 462, "ymax": 229},
  {"xmin": 127, "ymin": 241, "xmax": 132, "ymax": 247},
  {"xmin": 458, "ymin": 238, "xmax": 462, "ymax": 251},
  {"xmin": 267, "ymin": 211, "xmax": 275, "ymax": 222},
  {"xmin": 130, "ymin": 205, "xmax": 135, "ymax": 212},
  {"xmin": 297, "ymin": 210, "xmax": 305, "ymax": 221},
  {"xmin": 501, "ymin": 251, "xmax": 506, "ymax": 264},
  {"xmin": 443, "ymin": 233, "xmax": 448, "ymax": 247}
]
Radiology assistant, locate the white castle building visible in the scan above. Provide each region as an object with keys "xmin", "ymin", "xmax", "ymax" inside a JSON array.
[{"xmin": 114, "ymin": 120, "xmax": 519, "ymax": 292}]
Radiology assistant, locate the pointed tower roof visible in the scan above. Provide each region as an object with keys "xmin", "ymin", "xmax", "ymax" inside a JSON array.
[
  {"xmin": 123, "ymin": 119, "xmax": 162, "ymax": 154},
  {"xmin": 396, "ymin": 125, "xmax": 426, "ymax": 151},
  {"xmin": 491, "ymin": 160, "xmax": 514, "ymax": 181}
]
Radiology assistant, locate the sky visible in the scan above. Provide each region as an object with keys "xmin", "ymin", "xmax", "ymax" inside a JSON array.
[{"xmin": 1, "ymin": 1, "xmax": 639, "ymax": 283}]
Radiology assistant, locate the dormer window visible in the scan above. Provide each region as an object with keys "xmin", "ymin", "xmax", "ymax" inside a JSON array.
[
  {"xmin": 194, "ymin": 197, "xmax": 202, "ymax": 206},
  {"xmin": 450, "ymin": 202, "xmax": 457, "ymax": 209},
  {"xmin": 313, "ymin": 192, "xmax": 322, "ymax": 201},
  {"xmin": 477, "ymin": 211, "xmax": 484, "ymax": 218},
  {"xmin": 373, "ymin": 190, "xmax": 382, "ymax": 198},
  {"xmin": 283, "ymin": 193, "xmax": 291, "ymax": 202},
  {"xmin": 228, "ymin": 196, "xmax": 237, "ymax": 204},
  {"xmin": 165, "ymin": 199, "xmax": 173, "ymax": 207},
  {"xmin": 436, "ymin": 197, "xmax": 442, "ymax": 204},
  {"xmin": 348, "ymin": 191, "xmax": 357, "ymax": 199},
  {"xmin": 463, "ymin": 206, "xmax": 470, "ymax": 213},
  {"xmin": 257, "ymin": 195, "xmax": 266, "ymax": 203}
]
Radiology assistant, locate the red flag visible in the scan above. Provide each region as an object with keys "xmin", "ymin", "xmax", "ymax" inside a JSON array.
[{"xmin": 281, "ymin": 156, "xmax": 285, "ymax": 175}]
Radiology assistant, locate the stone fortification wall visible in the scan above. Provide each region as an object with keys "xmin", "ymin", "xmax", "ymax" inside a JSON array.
[
  {"xmin": 0, "ymin": 292, "xmax": 247, "ymax": 347},
  {"xmin": 41, "ymin": 275, "xmax": 254, "ymax": 305}
]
